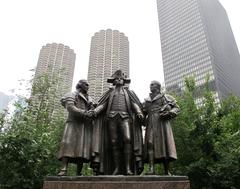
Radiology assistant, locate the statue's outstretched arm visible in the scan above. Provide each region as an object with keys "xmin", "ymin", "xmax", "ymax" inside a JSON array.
[
  {"xmin": 132, "ymin": 102, "xmax": 144, "ymax": 121},
  {"xmin": 65, "ymin": 101, "xmax": 87, "ymax": 117},
  {"xmin": 93, "ymin": 102, "xmax": 107, "ymax": 116}
]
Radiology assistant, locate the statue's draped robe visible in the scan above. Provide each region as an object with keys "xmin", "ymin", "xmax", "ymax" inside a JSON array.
[
  {"xmin": 58, "ymin": 92, "xmax": 94, "ymax": 163},
  {"xmin": 91, "ymin": 87, "xmax": 144, "ymax": 175},
  {"xmin": 143, "ymin": 93, "xmax": 180, "ymax": 162}
]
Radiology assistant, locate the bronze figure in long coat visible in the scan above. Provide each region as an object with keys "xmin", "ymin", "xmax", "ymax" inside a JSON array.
[
  {"xmin": 143, "ymin": 81, "xmax": 180, "ymax": 175},
  {"xmin": 58, "ymin": 80, "xmax": 94, "ymax": 176},
  {"xmin": 91, "ymin": 70, "xmax": 144, "ymax": 175}
]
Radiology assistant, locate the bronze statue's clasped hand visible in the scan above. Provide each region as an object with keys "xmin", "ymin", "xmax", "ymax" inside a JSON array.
[
  {"xmin": 84, "ymin": 111, "xmax": 93, "ymax": 120},
  {"xmin": 88, "ymin": 110, "xmax": 97, "ymax": 118}
]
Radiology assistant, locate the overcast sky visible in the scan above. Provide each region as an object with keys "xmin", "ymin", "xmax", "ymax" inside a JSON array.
[{"xmin": 0, "ymin": 0, "xmax": 239, "ymax": 101}]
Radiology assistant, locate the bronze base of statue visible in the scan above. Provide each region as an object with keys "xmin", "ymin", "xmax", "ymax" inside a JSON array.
[{"xmin": 43, "ymin": 176, "xmax": 190, "ymax": 189}]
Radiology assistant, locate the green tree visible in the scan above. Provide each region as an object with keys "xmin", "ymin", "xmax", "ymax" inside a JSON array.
[
  {"xmin": 172, "ymin": 77, "xmax": 240, "ymax": 189},
  {"xmin": 0, "ymin": 74, "xmax": 65, "ymax": 189},
  {"xmin": 172, "ymin": 76, "xmax": 201, "ymax": 175}
]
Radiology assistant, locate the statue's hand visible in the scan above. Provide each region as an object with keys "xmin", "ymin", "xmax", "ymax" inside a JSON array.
[
  {"xmin": 84, "ymin": 111, "xmax": 94, "ymax": 120},
  {"xmin": 160, "ymin": 111, "xmax": 176, "ymax": 120},
  {"xmin": 88, "ymin": 109, "xmax": 97, "ymax": 118},
  {"xmin": 169, "ymin": 110, "xmax": 177, "ymax": 118},
  {"xmin": 160, "ymin": 111, "xmax": 170, "ymax": 120},
  {"xmin": 137, "ymin": 113, "xmax": 144, "ymax": 122}
]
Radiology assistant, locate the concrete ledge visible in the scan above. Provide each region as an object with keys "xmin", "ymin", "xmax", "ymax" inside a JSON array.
[{"xmin": 43, "ymin": 176, "xmax": 190, "ymax": 189}]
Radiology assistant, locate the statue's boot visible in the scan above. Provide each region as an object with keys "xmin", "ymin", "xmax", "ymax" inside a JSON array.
[
  {"xmin": 112, "ymin": 148, "xmax": 120, "ymax": 175},
  {"xmin": 136, "ymin": 160, "xmax": 143, "ymax": 175},
  {"xmin": 58, "ymin": 169, "xmax": 67, "ymax": 176},
  {"xmin": 91, "ymin": 162, "xmax": 100, "ymax": 176},
  {"xmin": 125, "ymin": 144, "xmax": 133, "ymax": 175},
  {"xmin": 77, "ymin": 162, "xmax": 83, "ymax": 176},
  {"xmin": 58, "ymin": 157, "xmax": 68, "ymax": 176},
  {"xmin": 164, "ymin": 160, "xmax": 172, "ymax": 176},
  {"xmin": 147, "ymin": 151, "xmax": 155, "ymax": 175}
]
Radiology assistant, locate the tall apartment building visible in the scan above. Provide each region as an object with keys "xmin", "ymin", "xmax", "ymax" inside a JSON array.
[
  {"xmin": 87, "ymin": 29, "xmax": 129, "ymax": 101},
  {"xmin": 31, "ymin": 43, "xmax": 76, "ymax": 115},
  {"xmin": 156, "ymin": 0, "xmax": 240, "ymax": 103}
]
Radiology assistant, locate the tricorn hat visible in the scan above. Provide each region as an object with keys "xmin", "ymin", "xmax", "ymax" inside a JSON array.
[{"xmin": 107, "ymin": 70, "xmax": 131, "ymax": 84}]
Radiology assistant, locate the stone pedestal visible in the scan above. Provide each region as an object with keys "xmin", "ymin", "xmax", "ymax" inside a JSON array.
[{"xmin": 43, "ymin": 175, "xmax": 190, "ymax": 189}]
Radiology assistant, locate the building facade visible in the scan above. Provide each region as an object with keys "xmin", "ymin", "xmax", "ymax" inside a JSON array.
[
  {"xmin": 87, "ymin": 29, "xmax": 129, "ymax": 101},
  {"xmin": 31, "ymin": 43, "xmax": 76, "ymax": 115},
  {"xmin": 156, "ymin": 0, "xmax": 240, "ymax": 103}
]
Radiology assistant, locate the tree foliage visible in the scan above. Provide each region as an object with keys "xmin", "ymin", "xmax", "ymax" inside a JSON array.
[
  {"xmin": 171, "ymin": 77, "xmax": 240, "ymax": 189},
  {"xmin": 0, "ymin": 74, "xmax": 65, "ymax": 189}
]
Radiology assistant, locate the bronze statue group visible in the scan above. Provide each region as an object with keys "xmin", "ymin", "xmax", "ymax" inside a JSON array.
[{"xmin": 57, "ymin": 70, "xmax": 180, "ymax": 176}]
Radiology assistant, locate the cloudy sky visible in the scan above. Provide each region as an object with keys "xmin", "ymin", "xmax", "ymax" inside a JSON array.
[{"xmin": 0, "ymin": 0, "xmax": 239, "ymax": 101}]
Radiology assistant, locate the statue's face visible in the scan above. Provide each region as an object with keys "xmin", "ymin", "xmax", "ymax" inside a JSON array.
[
  {"xmin": 80, "ymin": 81, "xmax": 89, "ymax": 93},
  {"xmin": 150, "ymin": 82, "xmax": 160, "ymax": 93},
  {"xmin": 113, "ymin": 77, "xmax": 124, "ymax": 86}
]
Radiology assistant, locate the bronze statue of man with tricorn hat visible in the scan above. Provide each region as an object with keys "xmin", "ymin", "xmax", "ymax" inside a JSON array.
[{"xmin": 90, "ymin": 70, "xmax": 144, "ymax": 175}]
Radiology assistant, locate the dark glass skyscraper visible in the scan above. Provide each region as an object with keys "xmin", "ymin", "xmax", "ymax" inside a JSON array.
[{"xmin": 157, "ymin": 0, "xmax": 240, "ymax": 103}]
